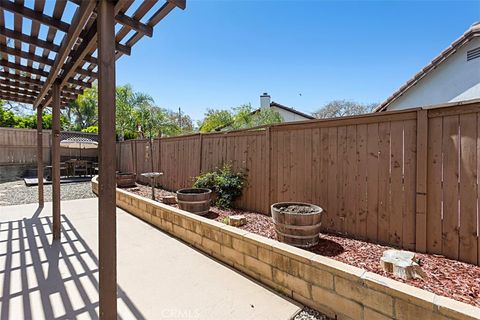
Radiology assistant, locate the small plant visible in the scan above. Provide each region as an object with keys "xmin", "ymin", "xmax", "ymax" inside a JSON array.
[
  {"xmin": 194, "ymin": 164, "xmax": 245, "ymax": 209},
  {"xmin": 221, "ymin": 216, "xmax": 230, "ymax": 225}
]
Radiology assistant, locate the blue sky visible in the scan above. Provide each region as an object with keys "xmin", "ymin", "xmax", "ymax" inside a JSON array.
[
  {"xmin": 5, "ymin": 1, "xmax": 480, "ymax": 121},
  {"xmin": 116, "ymin": 0, "xmax": 479, "ymax": 121}
]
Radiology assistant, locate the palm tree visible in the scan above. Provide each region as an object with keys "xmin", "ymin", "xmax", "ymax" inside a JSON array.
[{"xmin": 115, "ymin": 84, "xmax": 153, "ymax": 141}]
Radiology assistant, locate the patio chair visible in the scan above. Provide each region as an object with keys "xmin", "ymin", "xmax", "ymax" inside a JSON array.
[
  {"xmin": 60, "ymin": 163, "xmax": 68, "ymax": 178},
  {"xmin": 74, "ymin": 160, "xmax": 88, "ymax": 177}
]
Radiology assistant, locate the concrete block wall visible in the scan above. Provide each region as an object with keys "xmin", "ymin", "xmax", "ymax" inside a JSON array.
[{"xmin": 91, "ymin": 177, "xmax": 480, "ymax": 320}]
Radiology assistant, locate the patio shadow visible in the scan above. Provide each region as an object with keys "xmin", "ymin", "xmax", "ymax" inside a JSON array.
[{"xmin": 0, "ymin": 213, "xmax": 144, "ymax": 320}]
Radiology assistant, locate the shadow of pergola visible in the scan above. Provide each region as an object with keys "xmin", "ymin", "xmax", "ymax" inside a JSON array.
[{"xmin": 0, "ymin": 211, "xmax": 144, "ymax": 320}]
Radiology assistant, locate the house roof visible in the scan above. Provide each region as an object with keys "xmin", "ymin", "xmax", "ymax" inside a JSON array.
[
  {"xmin": 374, "ymin": 22, "xmax": 480, "ymax": 112},
  {"xmin": 211, "ymin": 101, "xmax": 314, "ymax": 131},
  {"xmin": 270, "ymin": 101, "xmax": 315, "ymax": 119}
]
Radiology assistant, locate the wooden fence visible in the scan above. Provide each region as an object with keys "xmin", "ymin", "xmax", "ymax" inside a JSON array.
[
  {"xmin": 0, "ymin": 127, "xmax": 98, "ymax": 165},
  {"xmin": 116, "ymin": 100, "xmax": 480, "ymax": 266}
]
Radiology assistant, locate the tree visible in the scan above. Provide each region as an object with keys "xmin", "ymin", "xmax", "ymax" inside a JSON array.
[
  {"xmin": 116, "ymin": 84, "xmax": 153, "ymax": 140},
  {"xmin": 199, "ymin": 109, "xmax": 233, "ymax": 132},
  {"xmin": 135, "ymin": 103, "xmax": 181, "ymax": 138},
  {"xmin": 0, "ymin": 101, "xmax": 16, "ymax": 127},
  {"xmin": 199, "ymin": 104, "xmax": 283, "ymax": 132},
  {"xmin": 66, "ymin": 86, "xmax": 98, "ymax": 130},
  {"xmin": 314, "ymin": 100, "xmax": 377, "ymax": 119},
  {"xmin": 0, "ymin": 101, "xmax": 69, "ymax": 130},
  {"xmin": 230, "ymin": 104, "xmax": 282, "ymax": 130},
  {"xmin": 167, "ymin": 109, "xmax": 194, "ymax": 134}
]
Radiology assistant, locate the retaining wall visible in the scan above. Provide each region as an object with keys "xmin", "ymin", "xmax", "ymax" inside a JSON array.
[{"xmin": 92, "ymin": 177, "xmax": 480, "ymax": 320}]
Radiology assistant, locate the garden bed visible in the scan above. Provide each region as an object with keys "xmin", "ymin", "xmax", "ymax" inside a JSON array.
[{"xmin": 125, "ymin": 184, "xmax": 480, "ymax": 308}]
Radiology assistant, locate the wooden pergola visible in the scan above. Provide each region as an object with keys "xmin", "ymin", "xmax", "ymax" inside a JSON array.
[{"xmin": 0, "ymin": 0, "xmax": 185, "ymax": 318}]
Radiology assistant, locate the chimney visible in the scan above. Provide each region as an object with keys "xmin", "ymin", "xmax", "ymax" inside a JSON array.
[{"xmin": 260, "ymin": 92, "xmax": 271, "ymax": 109}]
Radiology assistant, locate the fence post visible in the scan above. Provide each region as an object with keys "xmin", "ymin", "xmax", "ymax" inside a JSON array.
[
  {"xmin": 198, "ymin": 133, "xmax": 203, "ymax": 175},
  {"xmin": 134, "ymin": 140, "xmax": 138, "ymax": 176},
  {"xmin": 118, "ymin": 141, "xmax": 122, "ymax": 172},
  {"xmin": 158, "ymin": 138, "xmax": 162, "ymax": 173},
  {"xmin": 415, "ymin": 109, "xmax": 428, "ymax": 253},
  {"xmin": 266, "ymin": 127, "xmax": 271, "ymax": 214}
]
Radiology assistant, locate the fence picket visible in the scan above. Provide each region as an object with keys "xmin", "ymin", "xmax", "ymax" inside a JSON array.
[
  {"xmin": 459, "ymin": 113, "xmax": 478, "ymax": 264},
  {"xmin": 442, "ymin": 115, "xmax": 460, "ymax": 260}
]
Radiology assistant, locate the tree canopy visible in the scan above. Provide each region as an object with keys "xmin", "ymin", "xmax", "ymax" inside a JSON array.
[
  {"xmin": 199, "ymin": 104, "xmax": 283, "ymax": 133},
  {"xmin": 63, "ymin": 86, "xmax": 98, "ymax": 131},
  {"xmin": 0, "ymin": 100, "xmax": 69, "ymax": 130},
  {"xmin": 199, "ymin": 109, "xmax": 233, "ymax": 132},
  {"xmin": 314, "ymin": 100, "xmax": 377, "ymax": 119}
]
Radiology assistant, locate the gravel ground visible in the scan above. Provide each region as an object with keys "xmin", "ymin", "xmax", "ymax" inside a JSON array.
[
  {"xmin": 127, "ymin": 184, "xmax": 480, "ymax": 308},
  {"xmin": 0, "ymin": 180, "xmax": 95, "ymax": 206}
]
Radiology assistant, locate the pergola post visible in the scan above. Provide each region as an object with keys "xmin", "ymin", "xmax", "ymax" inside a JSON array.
[
  {"xmin": 52, "ymin": 82, "xmax": 61, "ymax": 240},
  {"xmin": 36, "ymin": 106, "xmax": 44, "ymax": 207},
  {"xmin": 97, "ymin": 0, "xmax": 117, "ymax": 318}
]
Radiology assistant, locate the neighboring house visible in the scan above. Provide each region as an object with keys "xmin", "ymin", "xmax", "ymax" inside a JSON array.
[
  {"xmin": 259, "ymin": 93, "xmax": 315, "ymax": 122},
  {"xmin": 216, "ymin": 93, "xmax": 314, "ymax": 131},
  {"xmin": 375, "ymin": 22, "xmax": 480, "ymax": 112}
]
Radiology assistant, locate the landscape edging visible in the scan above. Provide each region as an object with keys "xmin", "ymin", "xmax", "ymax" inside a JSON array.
[{"xmin": 91, "ymin": 177, "xmax": 480, "ymax": 320}]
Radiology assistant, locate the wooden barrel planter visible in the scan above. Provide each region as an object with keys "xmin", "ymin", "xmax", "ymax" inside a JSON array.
[
  {"xmin": 271, "ymin": 202, "xmax": 323, "ymax": 248},
  {"xmin": 176, "ymin": 188, "xmax": 212, "ymax": 216},
  {"xmin": 116, "ymin": 172, "xmax": 136, "ymax": 188}
]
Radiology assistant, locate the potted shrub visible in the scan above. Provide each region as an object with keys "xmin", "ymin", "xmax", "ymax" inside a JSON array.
[{"xmin": 193, "ymin": 164, "xmax": 245, "ymax": 209}]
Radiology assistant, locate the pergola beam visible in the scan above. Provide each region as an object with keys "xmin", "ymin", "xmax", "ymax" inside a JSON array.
[
  {"xmin": 36, "ymin": 106, "xmax": 44, "ymax": 207},
  {"xmin": 76, "ymin": 68, "xmax": 98, "ymax": 79},
  {"xmin": 51, "ymin": 82, "xmax": 61, "ymax": 240},
  {"xmin": 66, "ymin": 77, "xmax": 93, "ymax": 88},
  {"xmin": 0, "ymin": 0, "xmax": 71, "ymax": 33},
  {"xmin": 0, "ymin": 78, "xmax": 84, "ymax": 95},
  {"xmin": 0, "ymin": 78, "xmax": 41, "ymax": 91},
  {"xmin": 97, "ymin": 1, "xmax": 117, "ymax": 318},
  {"xmin": 0, "ymin": 71, "xmax": 44, "ymax": 86},
  {"xmin": 0, "ymin": 43, "xmax": 98, "ymax": 68},
  {"xmin": 0, "ymin": 84, "xmax": 38, "ymax": 98},
  {"xmin": 116, "ymin": 12, "xmax": 153, "ymax": 37},
  {"xmin": 0, "ymin": 26, "xmax": 61, "ymax": 52},
  {"xmin": 0, "ymin": 91, "xmax": 35, "ymax": 104},
  {"xmin": 0, "ymin": 59, "xmax": 50, "ymax": 77},
  {"xmin": 33, "ymin": 1, "xmax": 97, "ymax": 109},
  {"xmin": 0, "ymin": 44, "xmax": 55, "ymax": 66},
  {"xmin": 83, "ymin": 55, "xmax": 98, "ymax": 65},
  {"xmin": 168, "ymin": 0, "xmax": 187, "ymax": 10}
]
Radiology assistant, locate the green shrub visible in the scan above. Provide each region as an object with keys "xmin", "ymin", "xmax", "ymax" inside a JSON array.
[
  {"xmin": 81, "ymin": 125, "xmax": 98, "ymax": 133},
  {"xmin": 193, "ymin": 164, "xmax": 245, "ymax": 208}
]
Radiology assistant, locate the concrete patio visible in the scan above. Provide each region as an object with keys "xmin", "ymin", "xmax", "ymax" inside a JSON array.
[{"xmin": 0, "ymin": 198, "xmax": 301, "ymax": 320}]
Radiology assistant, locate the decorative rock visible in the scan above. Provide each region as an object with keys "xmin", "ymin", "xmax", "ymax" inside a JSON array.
[
  {"xmin": 162, "ymin": 196, "xmax": 177, "ymax": 205},
  {"xmin": 380, "ymin": 249, "xmax": 425, "ymax": 280},
  {"xmin": 228, "ymin": 215, "xmax": 246, "ymax": 227}
]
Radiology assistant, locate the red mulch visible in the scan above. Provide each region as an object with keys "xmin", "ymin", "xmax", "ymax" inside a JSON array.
[{"xmin": 125, "ymin": 184, "xmax": 480, "ymax": 308}]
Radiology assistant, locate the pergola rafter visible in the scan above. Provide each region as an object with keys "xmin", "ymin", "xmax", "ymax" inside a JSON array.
[{"xmin": 0, "ymin": 1, "xmax": 186, "ymax": 318}]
